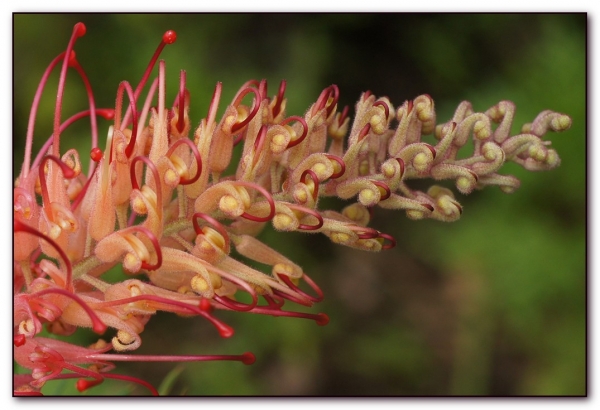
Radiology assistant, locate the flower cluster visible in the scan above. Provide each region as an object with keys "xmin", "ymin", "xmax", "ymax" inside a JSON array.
[{"xmin": 13, "ymin": 23, "xmax": 572, "ymax": 395}]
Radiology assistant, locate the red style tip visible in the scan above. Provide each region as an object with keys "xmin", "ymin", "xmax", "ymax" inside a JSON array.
[
  {"xmin": 90, "ymin": 147, "xmax": 103, "ymax": 162},
  {"xmin": 217, "ymin": 323, "xmax": 235, "ymax": 339},
  {"xmin": 316, "ymin": 313, "xmax": 330, "ymax": 326},
  {"xmin": 14, "ymin": 334, "xmax": 26, "ymax": 347},
  {"xmin": 241, "ymin": 352, "xmax": 256, "ymax": 365},
  {"xmin": 92, "ymin": 322, "xmax": 108, "ymax": 335},
  {"xmin": 98, "ymin": 108, "xmax": 115, "ymax": 120},
  {"xmin": 76, "ymin": 378, "xmax": 103, "ymax": 392},
  {"xmin": 163, "ymin": 30, "xmax": 177, "ymax": 44},
  {"xmin": 200, "ymin": 298, "xmax": 213, "ymax": 312},
  {"xmin": 74, "ymin": 23, "xmax": 86, "ymax": 37}
]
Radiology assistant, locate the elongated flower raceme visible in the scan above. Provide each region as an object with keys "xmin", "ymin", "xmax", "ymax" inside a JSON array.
[{"xmin": 13, "ymin": 23, "xmax": 572, "ymax": 395}]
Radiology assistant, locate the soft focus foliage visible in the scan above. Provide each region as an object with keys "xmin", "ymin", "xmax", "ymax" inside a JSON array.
[{"xmin": 13, "ymin": 13, "xmax": 585, "ymax": 396}]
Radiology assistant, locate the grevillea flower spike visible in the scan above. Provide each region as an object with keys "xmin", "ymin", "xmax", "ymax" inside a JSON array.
[{"xmin": 13, "ymin": 23, "xmax": 571, "ymax": 395}]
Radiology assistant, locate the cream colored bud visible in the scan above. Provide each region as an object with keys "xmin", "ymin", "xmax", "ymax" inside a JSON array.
[
  {"xmin": 293, "ymin": 186, "xmax": 309, "ymax": 204},
  {"xmin": 437, "ymin": 195, "xmax": 460, "ymax": 217},
  {"xmin": 123, "ymin": 252, "xmax": 141, "ymax": 273},
  {"xmin": 342, "ymin": 203, "xmax": 370, "ymax": 226},
  {"xmin": 330, "ymin": 232, "xmax": 351, "ymax": 244},
  {"xmin": 112, "ymin": 330, "xmax": 138, "ymax": 351},
  {"xmin": 434, "ymin": 124, "xmax": 444, "ymax": 140},
  {"xmin": 273, "ymin": 214, "xmax": 297, "ymax": 231},
  {"xmin": 427, "ymin": 185, "xmax": 455, "ymax": 200},
  {"xmin": 500, "ymin": 185, "xmax": 517, "ymax": 194},
  {"xmin": 406, "ymin": 209, "xmax": 427, "ymax": 220},
  {"xmin": 528, "ymin": 144, "xmax": 547, "ymax": 162},
  {"xmin": 50, "ymin": 202, "xmax": 78, "ymax": 233},
  {"xmin": 359, "ymin": 159, "xmax": 370, "ymax": 176},
  {"xmin": 382, "ymin": 162, "xmax": 396, "ymax": 179},
  {"xmin": 551, "ymin": 114, "xmax": 572, "ymax": 131},
  {"xmin": 201, "ymin": 227, "xmax": 227, "ymax": 252},
  {"xmin": 271, "ymin": 133, "xmax": 288, "ymax": 153},
  {"xmin": 312, "ymin": 162, "xmax": 328, "ymax": 179},
  {"xmin": 521, "ymin": 123, "xmax": 533, "ymax": 133},
  {"xmin": 164, "ymin": 168, "xmax": 179, "ymax": 186},
  {"xmin": 473, "ymin": 120, "xmax": 491, "ymax": 140},
  {"xmin": 483, "ymin": 142, "xmax": 503, "ymax": 161},
  {"xmin": 18, "ymin": 319, "xmax": 35, "ymax": 337},
  {"xmin": 191, "ymin": 274, "xmax": 210, "ymax": 293},
  {"xmin": 370, "ymin": 113, "xmax": 386, "ymax": 134},
  {"xmin": 456, "ymin": 176, "xmax": 475, "ymax": 194},
  {"xmin": 329, "ymin": 114, "xmax": 350, "ymax": 140},
  {"xmin": 219, "ymin": 195, "xmax": 243, "ymax": 217},
  {"xmin": 413, "ymin": 153, "xmax": 430, "ymax": 172},
  {"xmin": 47, "ymin": 221, "xmax": 62, "ymax": 240},
  {"xmin": 545, "ymin": 149, "xmax": 560, "ymax": 168},
  {"xmin": 358, "ymin": 239, "xmax": 376, "ymax": 250},
  {"xmin": 131, "ymin": 195, "xmax": 148, "ymax": 214},
  {"xmin": 274, "ymin": 263, "xmax": 296, "ymax": 279},
  {"xmin": 358, "ymin": 188, "xmax": 378, "ymax": 207}
]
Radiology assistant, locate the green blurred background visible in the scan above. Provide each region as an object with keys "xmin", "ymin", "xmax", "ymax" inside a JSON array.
[{"xmin": 13, "ymin": 13, "xmax": 586, "ymax": 396}]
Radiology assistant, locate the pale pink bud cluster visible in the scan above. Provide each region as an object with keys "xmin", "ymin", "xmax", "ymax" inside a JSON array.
[{"xmin": 13, "ymin": 23, "xmax": 571, "ymax": 395}]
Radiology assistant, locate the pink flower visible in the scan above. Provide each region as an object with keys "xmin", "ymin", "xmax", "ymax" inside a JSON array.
[{"xmin": 13, "ymin": 22, "xmax": 571, "ymax": 395}]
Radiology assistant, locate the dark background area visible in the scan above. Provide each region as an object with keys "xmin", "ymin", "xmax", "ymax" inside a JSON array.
[{"xmin": 13, "ymin": 13, "xmax": 585, "ymax": 396}]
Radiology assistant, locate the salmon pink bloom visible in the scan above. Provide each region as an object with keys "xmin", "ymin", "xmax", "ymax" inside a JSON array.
[{"xmin": 13, "ymin": 22, "xmax": 571, "ymax": 395}]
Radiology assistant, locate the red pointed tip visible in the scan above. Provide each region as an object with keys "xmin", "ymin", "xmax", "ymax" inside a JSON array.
[
  {"xmin": 241, "ymin": 352, "xmax": 256, "ymax": 365},
  {"xmin": 98, "ymin": 108, "xmax": 115, "ymax": 120},
  {"xmin": 218, "ymin": 325, "xmax": 234, "ymax": 339},
  {"xmin": 76, "ymin": 379, "xmax": 88, "ymax": 392},
  {"xmin": 14, "ymin": 334, "xmax": 26, "ymax": 347},
  {"xmin": 92, "ymin": 322, "xmax": 108, "ymax": 335},
  {"xmin": 90, "ymin": 147, "xmax": 103, "ymax": 162},
  {"xmin": 199, "ymin": 298, "xmax": 213, "ymax": 312},
  {"xmin": 74, "ymin": 22, "xmax": 86, "ymax": 37},
  {"xmin": 316, "ymin": 313, "xmax": 330, "ymax": 326},
  {"xmin": 76, "ymin": 378, "xmax": 102, "ymax": 392},
  {"xmin": 163, "ymin": 30, "xmax": 177, "ymax": 44}
]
